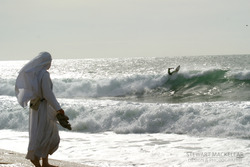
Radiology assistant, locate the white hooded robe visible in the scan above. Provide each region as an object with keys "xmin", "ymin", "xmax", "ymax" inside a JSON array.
[{"xmin": 15, "ymin": 52, "xmax": 61, "ymax": 160}]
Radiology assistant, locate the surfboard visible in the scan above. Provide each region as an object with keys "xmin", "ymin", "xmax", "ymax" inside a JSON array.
[{"xmin": 175, "ymin": 65, "xmax": 180, "ymax": 73}]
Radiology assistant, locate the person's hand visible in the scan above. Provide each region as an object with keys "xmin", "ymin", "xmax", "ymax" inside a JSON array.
[
  {"xmin": 56, "ymin": 109, "xmax": 71, "ymax": 130},
  {"xmin": 57, "ymin": 109, "xmax": 65, "ymax": 115}
]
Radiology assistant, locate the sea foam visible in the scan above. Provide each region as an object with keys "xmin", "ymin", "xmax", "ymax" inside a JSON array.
[
  {"xmin": 61, "ymin": 99, "xmax": 250, "ymax": 139},
  {"xmin": 3, "ymin": 96, "xmax": 249, "ymax": 139}
]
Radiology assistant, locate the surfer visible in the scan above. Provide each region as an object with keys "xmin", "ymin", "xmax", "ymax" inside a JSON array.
[
  {"xmin": 168, "ymin": 68, "xmax": 175, "ymax": 75},
  {"xmin": 168, "ymin": 65, "xmax": 180, "ymax": 75}
]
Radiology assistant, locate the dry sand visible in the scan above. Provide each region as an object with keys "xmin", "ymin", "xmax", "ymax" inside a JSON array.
[{"xmin": 0, "ymin": 149, "xmax": 93, "ymax": 167}]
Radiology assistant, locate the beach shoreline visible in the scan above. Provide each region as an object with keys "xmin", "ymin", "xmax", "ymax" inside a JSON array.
[
  {"xmin": 1, "ymin": 130, "xmax": 250, "ymax": 167},
  {"xmin": 0, "ymin": 149, "xmax": 92, "ymax": 167}
]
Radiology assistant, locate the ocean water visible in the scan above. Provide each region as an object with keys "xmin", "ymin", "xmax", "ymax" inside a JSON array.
[{"xmin": 0, "ymin": 55, "xmax": 250, "ymax": 166}]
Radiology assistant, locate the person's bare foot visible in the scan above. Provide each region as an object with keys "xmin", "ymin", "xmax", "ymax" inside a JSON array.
[
  {"xmin": 42, "ymin": 155, "xmax": 58, "ymax": 167},
  {"xmin": 30, "ymin": 159, "xmax": 41, "ymax": 167},
  {"xmin": 42, "ymin": 164, "xmax": 58, "ymax": 167}
]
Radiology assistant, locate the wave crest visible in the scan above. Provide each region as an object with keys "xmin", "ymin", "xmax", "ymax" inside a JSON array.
[
  {"xmin": 52, "ymin": 69, "xmax": 250, "ymax": 102},
  {"xmin": 1, "ymin": 68, "xmax": 250, "ymax": 102}
]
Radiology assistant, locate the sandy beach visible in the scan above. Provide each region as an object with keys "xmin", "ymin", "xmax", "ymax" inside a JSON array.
[{"xmin": 0, "ymin": 149, "xmax": 92, "ymax": 167}]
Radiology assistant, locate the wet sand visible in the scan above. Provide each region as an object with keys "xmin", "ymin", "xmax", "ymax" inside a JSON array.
[{"xmin": 0, "ymin": 149, "xmax": 93, "ymax": 167}]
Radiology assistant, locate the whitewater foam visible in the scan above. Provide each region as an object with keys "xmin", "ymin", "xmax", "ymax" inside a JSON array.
[
  {"xmin": 1, "ymin": 130, "xmax": 250, "ymax": 167},
  {"xmin": 62, "ymin": 99, "xmax": 250, "ymax": 138},
  {"xmin": 2, "ymin": 95, "xmax": 250, "ymax": 139}
]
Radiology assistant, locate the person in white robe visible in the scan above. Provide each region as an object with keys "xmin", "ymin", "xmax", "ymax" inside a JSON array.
[{"xmin": 15, "ymin": 52, "xmax": 65, "ymax": 167}]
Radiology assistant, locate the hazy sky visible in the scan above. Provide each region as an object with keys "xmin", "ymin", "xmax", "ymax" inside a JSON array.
[{"xmin": 0, "ymin": 0, "xmax": 250, "ymax": 60}]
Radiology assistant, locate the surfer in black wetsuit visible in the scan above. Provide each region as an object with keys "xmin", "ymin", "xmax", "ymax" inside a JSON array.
[
  {"xmin": 168, "ymin": 65, "xmax": 180, "ymax": 75},
  {"xmin": 168, "ymin": 68, "xmax": 174, "ymax": 75}
]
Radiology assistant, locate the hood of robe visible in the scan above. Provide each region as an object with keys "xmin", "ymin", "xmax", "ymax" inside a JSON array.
[{"xmin": 15, "ymin": 52, "xmax": 52, "ymax": 108}]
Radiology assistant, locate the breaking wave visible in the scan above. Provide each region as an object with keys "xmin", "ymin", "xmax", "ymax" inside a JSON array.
[
  {"xmin": 51, "ymin": 68, "xmax": 250, "ymax": 102},
  {"xmin": 1, "ymin": 96, "xmax": 250, "ymax": 139},
  {"xmin": 1, "ymin": 68, "xmax": 250, "ymax": 102}
]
